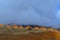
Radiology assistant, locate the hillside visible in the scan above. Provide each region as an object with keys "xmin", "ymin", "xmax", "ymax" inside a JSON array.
[
  {"xmin": 0, "ymin": 31, "xmax": 60, "ymax": 40},
  {"xmin": 0, "ymin": 24, "xmax": 60, "ymax": 40}
]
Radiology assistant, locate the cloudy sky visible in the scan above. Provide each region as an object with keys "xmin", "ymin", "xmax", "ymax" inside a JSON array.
[{"xmin": 0, "ymin": 0, "xmax": 60, "ymax": 29}]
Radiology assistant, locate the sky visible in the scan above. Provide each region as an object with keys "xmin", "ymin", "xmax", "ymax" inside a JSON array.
[{"xmin": 0, "ymin": 0, "xmax": 60, "ymax": 29}]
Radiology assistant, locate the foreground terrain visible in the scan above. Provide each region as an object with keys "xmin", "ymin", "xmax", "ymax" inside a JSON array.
[
  {"xmin": 0, "ymin": 24, "xmax": 60, "ymax": 40},
  {"xmin": 0, "ymin": 31, "xmax": 60, "ymax": 40}
]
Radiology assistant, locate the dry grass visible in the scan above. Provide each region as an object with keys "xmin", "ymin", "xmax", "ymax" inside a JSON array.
[
  {"xmin": 0, "ymin": 31, "xmax": 60, "ymax": 40},
  {"xmin": 0, "ymin": 24, "xmax": 60, "ymax": 40}
]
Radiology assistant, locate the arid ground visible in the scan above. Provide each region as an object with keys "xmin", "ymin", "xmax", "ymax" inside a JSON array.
[{"xmin": 0, "ymin": 31, "xmax": 60, "ymax": 40}]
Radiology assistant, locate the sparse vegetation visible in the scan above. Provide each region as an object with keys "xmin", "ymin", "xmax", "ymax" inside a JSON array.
[
  {"xmin": 0, "ymin": 24, "xmax": 60, "ymax": 40},
  {"xmin": 0, "ymin": 31, "xmax": 59, "ymax": 40}
]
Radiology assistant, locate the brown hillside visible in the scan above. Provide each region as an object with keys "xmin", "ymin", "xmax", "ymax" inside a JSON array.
[{"xmin": 0, "ymin": 31, "xmax": 60, "ymax": 40}]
